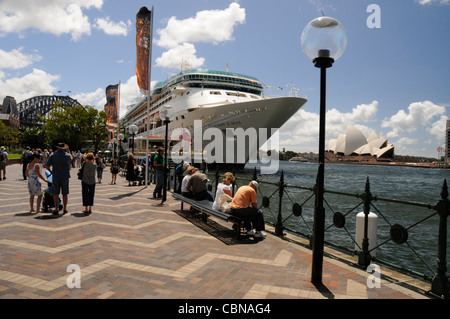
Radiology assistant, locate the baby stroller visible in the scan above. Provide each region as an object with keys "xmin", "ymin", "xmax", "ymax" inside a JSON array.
[
  {"xmin": 135, "ymin": 165, "xmax": 144, "ymax": 186},
  {"xmin": 42, "ymin": 170, "xmax": 63, "ymax": 213}
]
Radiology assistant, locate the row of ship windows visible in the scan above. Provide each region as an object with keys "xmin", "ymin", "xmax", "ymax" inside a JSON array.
[{"xmin": 178, "ymin": 90, "xmax": 259, "ymax": 99}]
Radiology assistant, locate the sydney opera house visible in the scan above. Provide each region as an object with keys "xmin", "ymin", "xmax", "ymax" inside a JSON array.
[{"xmin": 327, "ymin": 126, "xmax": 394, "ymax": 159}]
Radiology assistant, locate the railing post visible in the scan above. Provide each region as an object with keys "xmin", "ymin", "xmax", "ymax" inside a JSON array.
[
  {"xmin": 431, "ymin": 179, "xmax": 449, "ymax": 299},
  {"xmin": 232, "ymin": 168, "xmax": 237, "ymax": 197},
  {"xmin": 275, "ymin": 171, "xmax": 285, "ymax": 236},
  {"xmin": 214, "ymin": 166, "xmax": 219, "ymax": 196},
  {"xmin": 358, "ymin": 177, "xmax": 373, "ymax": 268}
]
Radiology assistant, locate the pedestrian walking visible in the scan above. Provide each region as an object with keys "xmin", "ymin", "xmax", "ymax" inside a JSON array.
[
  {"xmin": 126, "ymin": 153, "xmax": 137, "ymax": 186},
  {"xmin": 153, "ymin": 148, "xmax": 165, "ymax": 198},
  {"xmin": 45, "ymin": 143, "xmax": 72, "ymax": 215},
  {"xmin": 96, "ymin": 152, "xmax": 105, "ymax": 183},
  {"xmin": 110, "ymin": 156, "xmax": 120, "ymax": 184},
  {"xmin": 80, "ymin": 152, "xmax": 97, "ymax": 215},
  {"xmin": 26, "ymin": 152, "xmax": 49, "ymax": 213},
  {"xmin": 0, "ymin": 146, "xmax": 8, "ymax": 180}
]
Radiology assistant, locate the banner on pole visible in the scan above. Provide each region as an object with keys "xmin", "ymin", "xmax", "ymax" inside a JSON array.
[
  {"xmin": 104, "ymin": 84, "xmax": 119, "ymax": 125},
  {"xmin": 136, "ymin": 6, "xmax": 152, "ymax": 95}
]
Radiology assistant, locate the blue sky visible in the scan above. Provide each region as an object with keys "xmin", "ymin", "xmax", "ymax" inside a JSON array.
[{"xmin": 1, "ymin": 0, "xmax": 449, "ymax": 158}]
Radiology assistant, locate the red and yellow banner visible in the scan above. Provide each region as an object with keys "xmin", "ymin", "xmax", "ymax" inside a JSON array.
[
  {"xmin": 104, "ymin": 84, "xmax": 119, "ymax": 125},
  {"xmin": 136, "ymin": 6, "xmax": 152, "ymax": 95}
]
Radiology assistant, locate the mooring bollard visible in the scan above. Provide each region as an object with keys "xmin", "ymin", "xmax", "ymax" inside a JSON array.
[{"xmin": 431, "ymin": 179, "xmax": 450, "ymax": 299}]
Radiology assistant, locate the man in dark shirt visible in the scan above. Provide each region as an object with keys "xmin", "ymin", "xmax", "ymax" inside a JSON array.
[
  {"xmin": 152, "ymin": 148, "xmax": 165, "ymax": 198},
  {"xmin": 45, "ymin": 143, "xmax": 72, "ymax": 215},
  {"xmin": 185, "ymin": 169, "xmax": 213, "ymax": 201}
]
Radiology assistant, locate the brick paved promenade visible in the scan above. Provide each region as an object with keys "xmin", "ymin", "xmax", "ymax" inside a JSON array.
[{"xmin": 0, "ymin": 163, "xmax": 431, "ymax": 302}]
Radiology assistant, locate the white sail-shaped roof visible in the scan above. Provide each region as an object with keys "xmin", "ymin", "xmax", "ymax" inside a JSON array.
[
  {"xmin": 345, "ymin": 126, "xmax": 368, "ymax": 155},
  {"xmin": 328, "ymin": 126, "xmax": 394, "ymax": 158}
]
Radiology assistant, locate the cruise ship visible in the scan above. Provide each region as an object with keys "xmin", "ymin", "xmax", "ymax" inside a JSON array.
[{"xmin": 121, "ymin": 69, "xmax": 307, "ymax": 169}]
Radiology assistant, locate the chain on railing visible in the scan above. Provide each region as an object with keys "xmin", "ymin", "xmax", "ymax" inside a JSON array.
[{"xmin": 204, "ymin": 167, "xmax": 449, "ymax": 299}]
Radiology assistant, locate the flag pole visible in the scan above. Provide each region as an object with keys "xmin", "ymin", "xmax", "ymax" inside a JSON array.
[
  {"xmin": 145, "ymin": 6, "xmax": 154, "ymax": 187},
  {"xmin": 117, "ymin": 80, "xmax": 121, "ymax": 159}
]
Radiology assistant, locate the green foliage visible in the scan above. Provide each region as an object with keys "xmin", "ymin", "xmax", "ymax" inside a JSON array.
[
  {"xmin": 41, "ymin": 102, "xmax": 108, "ymax": 152},
  {"xmin": 0, "ymin": 121, "xmax": 20, "ymax": 147}
]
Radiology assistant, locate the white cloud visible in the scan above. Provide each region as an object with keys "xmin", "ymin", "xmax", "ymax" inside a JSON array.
[
  {"xmin": 156, "ymin": 3, "xmax": 245, "ymax": 48},
  {"xmin": 279, "ymin": 100, "xmax": 379, "ymax": 151},
  {"xmin": 0, "ymin": 47, "xmax": 42, "ymax": 70},
  {"xmin": 155, "ymin": 43, "xmax": 205, "ymax": 69},
  {"xmin": 155, "ymin": 2, "xmax": 245, "ymax": 69},
  {"xmin": 381, "ymin": 101, "xmax": 445, "ymax": 138},
  {"xmin": 0, "ymin": 68, "xmax": 60, "ymax": 103},
  {"xmin": 95, "ymin": 17, "xmax": 131, "ymax": 36},
  {"xmin": 416, "ymin": 0, "xmax": 450, "ymax": 5},
  {"xmin": 0, "ymin": 0, "xmax": 103, "ymax": 41}
]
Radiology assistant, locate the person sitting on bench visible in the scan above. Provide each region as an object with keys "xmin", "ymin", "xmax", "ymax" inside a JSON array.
[
  {"xmin": 181, "ymin": 166, "xmax": 195, "ymax": 198},
  {"xmin": 185, "ymin": 168, "xmax": 213, "ymax": 201},
  {"xmin": 230, "ymin": 181, "xmax": 266, "ymax": 239}
]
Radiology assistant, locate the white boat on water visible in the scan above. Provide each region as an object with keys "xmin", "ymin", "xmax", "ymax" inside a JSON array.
[
  {"xmin": 289, "ymin": 157, "xmax": 308, "ymax": 163},
  {"xmin": 121, "ymin": 69, "xmax": 307, "ymax": 169}
]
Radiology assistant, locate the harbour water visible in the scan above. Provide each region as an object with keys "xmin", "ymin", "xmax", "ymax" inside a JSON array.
[{"xmin": 208, "ymin": 161, "xmax": 450, "ymax": 280}]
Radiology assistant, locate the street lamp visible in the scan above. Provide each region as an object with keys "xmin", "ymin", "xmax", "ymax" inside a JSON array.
[
  {"xmin": 160, "ymin": 105, "xmax": 173, "ymax": 203},
  {"xmin": 118, "ymin": 133, "xmax": 124, "ymax": 157},
  {"xmin": 301, "ymin": 16, "xmax": 347, "ymax": 286},
  {"xmin": 129, "ymin": 124, "xmax": 139, "ymax": 154}
]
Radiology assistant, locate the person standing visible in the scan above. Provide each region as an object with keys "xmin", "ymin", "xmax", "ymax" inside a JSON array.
[
  {"xmin": 152, "ymin": 148, "xmax": 166, "ymax": 198},
  {"xmin": 21, "ymin": 146, "xmax": 33, "ymax": 180},
  {"xmin": 0, "ymin": 146, "xmax": 8, "ymax": 180},
  {"xmin": 110, "ymin": 156, "xmax": 120, "ymax": 184},
  {"xmin": 45, "ymin": 143, "xmax": 72, "ymax": 215},
  {"xmin": 81, "ymin": 152, "xmax": 97, "ymax": 215},
  {"xmin": 126, "ymin": 153, "xmax": 137, "ymax": 186},
  {"xmin": 96, "ymin": 152, "xmax": 105, "ymax": 184},
  {"xmin": 26, "ymin": 152, "xmax": 49, "ymax": 213}
]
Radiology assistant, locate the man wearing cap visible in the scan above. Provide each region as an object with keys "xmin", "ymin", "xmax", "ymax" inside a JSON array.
[
  {"xmin": 45, "ymin": 143, "xmax": 72, "ymax": 215},
  {"xmin": 230, "ymin": 181, "xmax": 266, "ymax": 238}
]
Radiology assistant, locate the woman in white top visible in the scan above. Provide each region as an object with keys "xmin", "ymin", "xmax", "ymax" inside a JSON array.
[
  {"xmin": 26, "ymin": 152, "xmax": 49, "ymax": 213},
  {"xmin": 212, "ymin": 172, "xmax": 235, "ymax": 210}
]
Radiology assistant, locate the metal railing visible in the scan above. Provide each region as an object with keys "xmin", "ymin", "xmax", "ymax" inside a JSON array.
[{"xmin": 200, "ymin": 167, "xmax": 449, "ymax": 299}]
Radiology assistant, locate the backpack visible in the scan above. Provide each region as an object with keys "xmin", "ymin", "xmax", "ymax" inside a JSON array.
[
  {"xmin": 175, "ymin": 161, "xmax": 185, "ymax": 175},
  {"xmin": 0, "ymin": 151, "xmax": 3, "ymax": 162},
  {"xmin": 175, "ymin": 162, "xmax": 184, "ymax": 175}
]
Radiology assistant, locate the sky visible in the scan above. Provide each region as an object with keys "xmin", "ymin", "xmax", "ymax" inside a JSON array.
[{"xmin": 1, "ymin": 0, "xmax": 450, "ymax": 158}]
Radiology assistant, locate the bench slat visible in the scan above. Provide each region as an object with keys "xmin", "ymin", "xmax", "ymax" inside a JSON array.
[{"xmin": 172, "ymin": 193, "xmax": 242, "ymax": 237}]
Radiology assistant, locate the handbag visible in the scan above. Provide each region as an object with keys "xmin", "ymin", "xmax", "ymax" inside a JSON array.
[{"xmin": 77, "ymin": 162, "xmax": 85, "ymax": 180}]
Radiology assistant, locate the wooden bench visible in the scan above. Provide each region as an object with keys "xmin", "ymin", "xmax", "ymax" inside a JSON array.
[{"xmin": 172, "ymin": 193, "xmax": 243, "ymax": 238}]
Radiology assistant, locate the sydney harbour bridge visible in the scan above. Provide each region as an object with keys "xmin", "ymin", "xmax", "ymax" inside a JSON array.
[{"xmin": 16, "ymin": 95, "xmax": 81, "ymax": 126}]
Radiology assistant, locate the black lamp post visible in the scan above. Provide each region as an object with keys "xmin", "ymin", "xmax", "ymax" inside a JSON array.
[
  {"xmin": 301, "ymin": 16, "xmax": 347, "ymax": 286},
  {"xmin": 160, "ymin": 105, "xmax": 173, "ymax": 204}
]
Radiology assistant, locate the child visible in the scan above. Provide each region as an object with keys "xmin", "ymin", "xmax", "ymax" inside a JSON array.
[{"xmin": 110, "ymin": 156, "xmax": 120, "ymax": 184}]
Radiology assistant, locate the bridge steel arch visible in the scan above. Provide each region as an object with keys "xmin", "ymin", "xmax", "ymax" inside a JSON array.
[{"xmin": 17, "ymin": 95, "xmax": 82, "ymax": 126}]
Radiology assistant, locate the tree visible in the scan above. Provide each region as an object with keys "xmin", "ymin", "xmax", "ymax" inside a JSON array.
[
  {"xmin": 42, "ymin": 103, "xmax": 108, "ymax": 151},
  {"xmin": 20, "ymin": 126, "xmax": 48, "ymax": 150},
  {"xmin": 0, "ymin": 121, "xmax": 20, "ymax": 147}
]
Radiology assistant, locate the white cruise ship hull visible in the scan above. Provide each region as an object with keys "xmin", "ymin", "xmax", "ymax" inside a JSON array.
[{"xmin": 140, "ymin": 96, "xmax": 307, "ymax": 167}]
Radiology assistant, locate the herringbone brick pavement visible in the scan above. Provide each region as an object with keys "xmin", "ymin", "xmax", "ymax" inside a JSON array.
[{"xmin": 0, "ymin": 164, "xmax": 431, "ymax": 302}]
